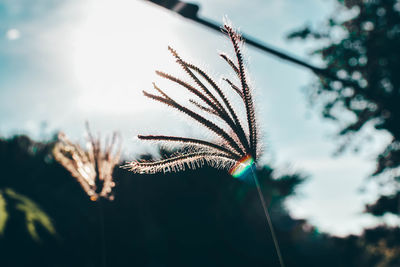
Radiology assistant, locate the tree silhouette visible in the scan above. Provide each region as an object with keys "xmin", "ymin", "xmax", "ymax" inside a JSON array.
[{"xmin": 288, "ymin": 0, "xmax": 400, "ymax": 217}]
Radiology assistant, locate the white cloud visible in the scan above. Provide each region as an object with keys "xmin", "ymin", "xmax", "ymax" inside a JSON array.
[{"xmin": 6, "ymin": 29, "xmax": 20, "ymax": 40}]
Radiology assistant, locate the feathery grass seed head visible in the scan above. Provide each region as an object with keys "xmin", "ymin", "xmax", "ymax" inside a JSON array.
[{"xmin": 127, "ymin": 23, "xmax": 260, "ymax": 178}]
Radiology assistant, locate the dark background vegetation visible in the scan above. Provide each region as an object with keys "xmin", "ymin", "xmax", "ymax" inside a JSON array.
[
  {"xmin": 288, "ymin": 0, "xmax": 400, "ymax": 219},
  {"xmin": 1, "ymin": 135, "xmax": 399, "ymax": 267},
  {"xmin": 1, "ymin": 0, "xmax": 400, "ymax": 266}
]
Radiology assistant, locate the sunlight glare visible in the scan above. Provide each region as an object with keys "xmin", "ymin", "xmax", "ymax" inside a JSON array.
[{"xmin": 72, "ymin": 0, "xmax": 181, "ymax": 114}]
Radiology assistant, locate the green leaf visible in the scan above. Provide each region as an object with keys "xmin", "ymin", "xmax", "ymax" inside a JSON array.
[
  {"xmin": 0, "ymin": 190, "xmax": 8, "ymax": 236},
  {"xmin": 5, "ymin": 188, "xmax": 56, "ymax": 242}
]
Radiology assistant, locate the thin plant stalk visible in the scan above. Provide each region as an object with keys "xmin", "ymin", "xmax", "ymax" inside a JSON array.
[
  {"xmin": 250, "ymin": 166, "xmax": 285, "ymax": 267},
  {"xmin": 97, "ymin": 199, "xmax": 107, "ymax": 267}
]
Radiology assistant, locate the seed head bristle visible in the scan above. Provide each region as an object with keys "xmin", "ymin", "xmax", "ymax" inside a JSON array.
[
  {"xmin": 220, "ymin": 53, "xmax": 240, "ymax": 77},
  {"xmin": 224, "ymin": 24, "xmax": 257, "ymax": 159},
  {"xmin": 189, "ymin": 99, "xmax": 219, "ymax": 116},
  {"xmin": 129, "ymin": 23, "xmax": 260, "ymax": 174},
  {"xmin": 138, "ymin": 134, "xmax": 240, "ymax": 159},
  {"xmin": 183, "ymin": 61, "xmax": 250, "ymax": 152},
  {"xmin": 125, "ymin": 152, "xmax": 236, "ymax": 174},
  {"xmin": 223, "ymin": 78, "xmax": 243, "ymax": 99}
]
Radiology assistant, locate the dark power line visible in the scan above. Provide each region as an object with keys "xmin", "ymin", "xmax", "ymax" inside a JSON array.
[{"xmin": 144, "ymin": 0, "xmax": 331, "ymax": 78}]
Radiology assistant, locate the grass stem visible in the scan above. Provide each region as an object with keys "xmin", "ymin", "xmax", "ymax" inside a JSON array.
[
  {"xmin": 98, "ymin": 200, "xmax": 107, "ymax": 267},
  {"xmin": 251, "ymin": 166, "xmax": 285, "ymax": 267}
]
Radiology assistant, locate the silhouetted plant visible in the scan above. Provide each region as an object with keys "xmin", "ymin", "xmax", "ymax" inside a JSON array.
[
  {"xmin": 126, "ymin": 24, "xmax": 259, "ymax": 174},
  {"xmin": 126, "ymin": 23, "xmax": 285, "ymax": 267}
]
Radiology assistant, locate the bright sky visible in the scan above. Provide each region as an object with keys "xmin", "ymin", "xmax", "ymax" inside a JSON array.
[{"xmin": 0, "ymin": 0, "xmax": 397, "ymax": 236}]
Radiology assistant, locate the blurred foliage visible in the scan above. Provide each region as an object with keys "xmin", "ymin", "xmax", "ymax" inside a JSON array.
[
  {"xmin": 0, "ymin": 190, "xmax": 7, "ymax": 236},
  {"xmin": 3, "ymin": 188, "xmax": 56, "ymax": 242},
  {"xmin": 331, "ymin": 226, "xmax": 400, "ymax": 267},
  {"xmin": 288, "ymin": 0, "xmax": 400, "ymax": 216},
  {"xmin": 1, "ymin": 134, "xmax": 400, "ymax": 266},
  {"xmin": 366, "ymin": 191, "xmax": 400, "ymax": 216},
  {"xmin": 360, "ymin": 226, "xmax": 400, "ymax": 267}
]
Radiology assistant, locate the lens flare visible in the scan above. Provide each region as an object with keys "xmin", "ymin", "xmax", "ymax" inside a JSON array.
[{"xmin": 229, "ymin": 155, "xmax": 254, "ymax": 180}]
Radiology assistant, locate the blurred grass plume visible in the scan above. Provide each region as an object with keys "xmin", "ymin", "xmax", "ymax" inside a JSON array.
[{"xmin": 53, "ymin": 123, "xmax": 121, "ymax": 201}]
